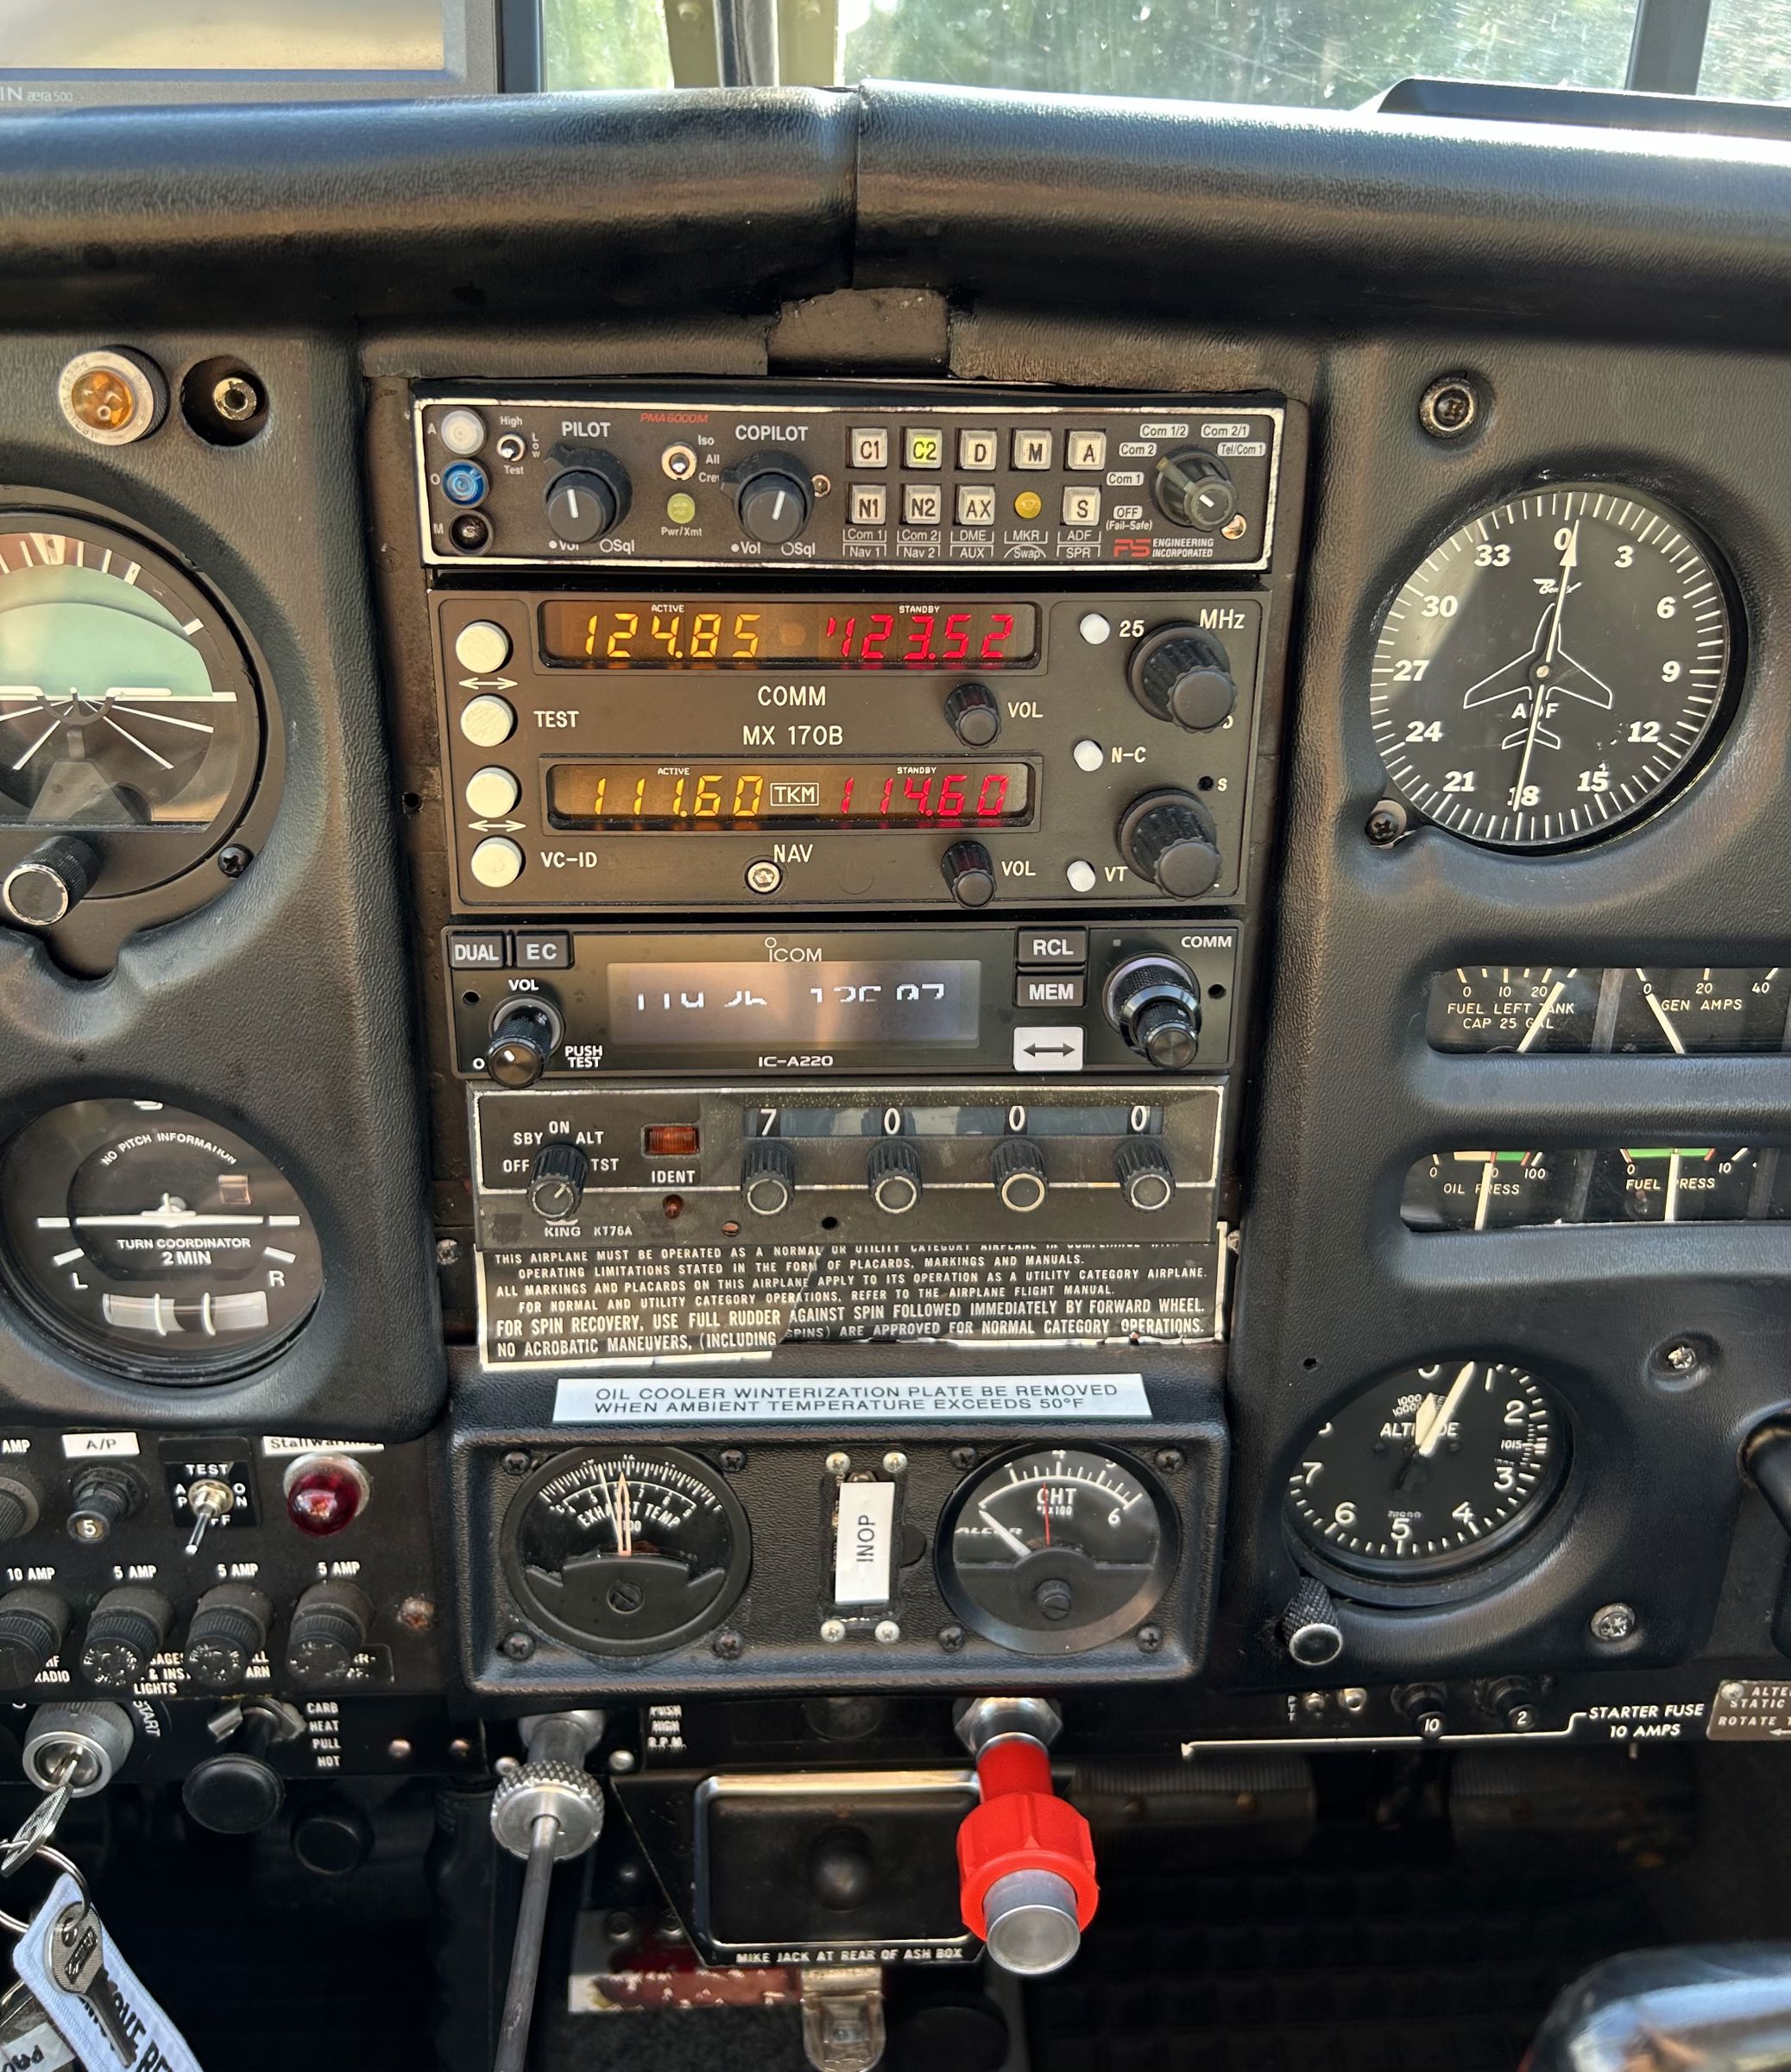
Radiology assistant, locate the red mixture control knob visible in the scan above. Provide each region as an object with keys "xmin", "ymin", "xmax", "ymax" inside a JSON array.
[{"xmin": 957, "ymin": 1731, "xmax": 1098, "ymax": 1976}]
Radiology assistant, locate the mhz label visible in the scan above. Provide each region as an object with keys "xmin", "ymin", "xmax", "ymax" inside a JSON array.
[
  {"xmin": 553, "ymin": 1374, "xmax": 1152, "ymax": 1423},
  {"xmin": 833, "ymin": 1478, "xmax": 898, "ymax": 1605}
]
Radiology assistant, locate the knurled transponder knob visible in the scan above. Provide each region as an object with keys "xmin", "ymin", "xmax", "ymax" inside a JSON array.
[
  {"xmin": 992, "ymin": 1137, "xmax": 1048, "ymax": 1212},
  {"xmin": 1128, "ymin": 629, "xmax": 1237, "ymax": 731},
  {"xmin": 1114, "ymin": 1140, "xmax": 1176, "ymax": 1211},
  {"xmin": 741, "ymin": 1138, "xmax": 796, "ymax": 1216},
  {"xmin": 867, "ymin": 1139, "xmax": 923, "ymax": 1214},
  {"xmin": 1118, "ymin": 792, "xmax": 1222, "ymax": 900},
  {"xmin": 0, "ymin": 1587, "xmax": 70, "ymax": 1691}
]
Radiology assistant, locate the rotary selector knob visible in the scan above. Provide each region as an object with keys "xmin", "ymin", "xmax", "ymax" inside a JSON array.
[
  {"xmin": 942, "ymin": 839, "xmax": 996, "ymax": 907},
  {"xmin": 1105, "ymin": 956, "xmax": 1203, "ymax": 1071},
  {"xmin": 2, "ymin": 835, "xmax": 99, "ymax": 928},
  {"xmin": 1114, "ymin": 1140, "xmax": 1176, "ymax": 1211},
  {"xmin": 528, "ymin": 1142, "xmax": 588, "ymax": 1221},
  {"xmin": 1118, "ymin": 792, "xmax": 1222, "ymax": 900},
  {"xmin": 80, "ymin": 1586, "xmax": 174, "ymax": 1690},
  {"xmin": 741, "ymin": 1139, "xmax": 796, "ymax": 1216},
  {"xmin": 285, "ymin": 1582, "xmax": 373, "ymax": 1686},
  {"xmin": 867, "ymin": 1140, "xmax": 923, "ymax": 1214},
  {"xmin": 0, "ymin": 1588, "xmax": 69, "ymax": 1691},
  {"xmin": 183, "ymin": 1584, "xmax": 274, "ymax": 1690},
  {"xmin": 545, "ymin": 457, "xmax": 630, "ymax": 543},
  {"xmin": 992, "ymin": 1138, "xmax": 1048, "ymax": 1213},
  {"xmin": 943, "ymin": 681, "xmax": 1001, "ymax": 747},
  {"xmin": 487, "ymin": 1003, "xmax": 559, "ymax": 1088},
  {"xmin": 1152, "ymin": 447, "xmax": 1239, "ymax": 531},
  {"xmin": 1127, "ymin": 628, "xmax": 1237, "ymax": 731},
  {"xmin": 736, "ymin": 464, "xmax": 811, "ymax": 546}
]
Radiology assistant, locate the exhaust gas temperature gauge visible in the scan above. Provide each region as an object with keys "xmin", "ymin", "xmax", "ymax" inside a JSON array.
[{"xmin": 938, "ymin": 1444, "xmax": 1177, "ymax": 1653}]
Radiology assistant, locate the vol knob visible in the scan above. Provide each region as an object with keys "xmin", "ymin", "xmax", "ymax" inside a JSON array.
[
  {"xmin": 0, "ymin": 1587, "xmax": 70, "ymax": 1691},
  {"xmin": 487, "ymin": 1004, "xmax": 558, "ymax": 1088},
  {"xmin": 1104, "ymin": 956, "xmax": 1202, "ymax": 1071},
  {"xmin": 737, "ymin": 466, "xmax": 811, "ymax": 546},
  {"xmin": 285, "ymin": 1581, "xmax": 373, "ymax": 1686},
  {"xmin": 1152, "ymin": 447, "xmax": 1238, "ymax": 531},
  {"xmin": 528, "ymin": 1141, "xmax": 588, "ymax": 1221},
  {"xmin": 545, "ymin": 458, "xmax": 629, "ymax": 543},
  {"xmin": 741, "ymin": 1138, "xmax": 795, "ymax": 1216},
  {"xmin": 1128, "ymin": 629, "xmax": 1237, "ymax": 731},
  {"xmin": 183, "ymin": 1583, "xmax": 273, "ymax": 1690},
  {"xmin": 1114, "ymin": 1140, "xmax": 1176, "ymax": 1211},
  {"xmin": 992, "ymin": 1137, "xmax": 1048, "ymax": 1213},
  {"xmin": 943, "ymin": 681, "xmax": 1001, "ymax": 747},
  {"xmin": 2, "ymin": 835, "xmax": 99, "ymax": 928},
  {"xmin": 867, "ymin": 1140, "xmax": 922, "ymax": 1215},
  {"xmin": 80, "ymin": 1586, "xmax": 175, "ymax": 1690},
  {"xmin": 942, "ymin": 839, "xmax": 996, "ymax": 907},
  {"xmin": 1118, "ymin": 792, "xmax": 1222, "ymax": 900}
]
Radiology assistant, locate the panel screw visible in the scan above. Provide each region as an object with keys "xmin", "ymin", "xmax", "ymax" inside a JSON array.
[
  {"xmin": 873, "ymin": 1619, "xmax": 901, "ymax": 1645},
  {"xmin": 1136, "ymin": 1624, "xmax": 1164, "ymax": 1653},
  {"xmin": 937, "ymin": 1624, "xmax": 965, "ymax": 1652},
  {"xmin": 1154, "ymin": 1449, "xmax": 1183, "ymax": 1473},
  {"xmin": 949, "ymin": 1446, "xmax": 978, "ymax": 1471},
  {"xmin": 712, "ymin": 1629, "xmax": 743, "ymax": 1660},
  {"xmin": 718, "ymin": 1449, "xmax": 747, "ymax": 1474},
  {"xmin": 396, "ymin": 1595, "xmax": 435, "ymax": 1633},
  {"xmin": 217, "ymin": 844, "xmax": 253, "ymax": 878},
  {"xmin": 388, "ymin": 1739, "xmax": 413, "ymax": 1760},
  {"xmin": 1365, "ymin": 800, "xmax": 1408, "ymax": 846},
  {"xmin": 608, "ymin": 1749, "xmax": 638, "ymax": 1774},
  {"xmin": 882, "ymin": 1452, "xmax": 908, "ymax": 1475},
  {"xmin": 1418, "ymin": 375, "xmax": 1482, "ymax": 439},
  {"xmin": 212, "ymin": 373, "xmax": 263, "ymax": 423},
  {"xmin": 1590, "ymin": 1602, "xmax": 1638, "ymax": 1643},
  {"xmin": 820, "ymin": 1618, "xmax": 846, "ymax": 1644},
  {"xmin": 501, "ymin": 1629, "xmax": 534, "ymax": 1660},
  {"xmin": 824, "ymin": 1451, "xmax": 851, "ymax": 1475},
  {"xmin": 1662, "ymin": 1341, "xmax": 1699, "ymax": 1374},
  {"xmin": 1339, "ymin": 1688, "xmax": 1368, "ymax": 1715},
  {"xmin": 501, "ymin": 1450, "xmax": 531, "ymax": 1475},
  {"xmin": 436, "ymin": 1239, "xmax": 463, "ymax": 1267}
]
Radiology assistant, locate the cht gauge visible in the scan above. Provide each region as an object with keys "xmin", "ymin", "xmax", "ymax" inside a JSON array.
[{"xmin": 1370, "ymin": 483, "xmax": 1738, "ymax": 849}]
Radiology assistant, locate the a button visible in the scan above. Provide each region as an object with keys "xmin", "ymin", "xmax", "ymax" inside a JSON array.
[
  {"xmin": 955, "ymin": 485, "xmax": 996, "ymax": 527},
  {"xmin": 746, "ymin": 859, "xmax": 783, "ymax": 894},
  {"xmin": 438, "ymin": 408, "xmax": 487, "ymax": 455},
  {"xmin": 666, "ymin": 492, "xmax": 697, "ymax": 525},
  {"xmin": 903, "ymin": 427, "xmax": 944, "ymax": 470},
  {"xmin": 903, "ymin": 483, "xmax": 943, "ymax": 527},
  {"xmin": 661, "ymin": 442, "xmax": 697, "ymax": 480},
  {"xmin": 464, "ymin": 766, "xmax": 521, "ymax": 818},
  {"xmin": 833, "ymin": 1478, "xmax": 897, "ymax": 1607},
  {"xmin": 1013, "ymin": 490, "xmax": 1043, "ymax": 521},
  {"xmin": 1065, "ymin": 859, "xmax": 1098, "ymax": 893},
  {"xmin": 1078, "ymin": 612, "xmax": 1112, "ymax": 645},
  {"xmin": 849, "ymin": 427, "xmax": 888, "ymax": 469},
  {"xmin": 1017, "ymin": 928, "xmax": 1088, "ymax": 966},
  {"xmin": 1073, "ymin": 738, "xmax": 1104, "ymax": 772},
  {"xmin": 1012, "ymin": 429, "xmax": 1053, "ymax": 471},
  {"xmin": 1013, "ymin": 1026, "xmax": 1084, "ymax": 1071},
  {"xmin": 1017, "ymin": 974, "xmax": 1086, "ymax": 1008},
  {"xmin": 1062, "ymin": 487, "xmax": 1102, "ymax": 527},
  {"xmin": 513, "ymin": 931, "xmax": 571, "ymax": 970},
  {"xmin": 1067, "ymin": 431, "xmax": 1107, "ymax": 471},
  {"xmin": 447, "ymin": 932, "xmax": 508, "ymax": 970},
  {"xmin": 454, "ymin": 620, "xmax": 512, "ymax": 674},
  {"xmin": 470, "ymin": 837, "xmax": 524, "ymax": 888},
  {"xmin": 442, "ymin": 461, "xmax": 489, "ymax": 506},
  {"xmin": 849, "ymin": 484, "xmax": 887, "ymax": 526},
  {"xmin": 958, "ymin": 428, "xmax": 999, "ymax": 471},
  {"xmin": 459, "ymin": 695, "xmax": 515, "ymax": 748}
]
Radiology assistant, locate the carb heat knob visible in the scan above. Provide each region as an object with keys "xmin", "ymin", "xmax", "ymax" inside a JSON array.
[
  {"xmin": 943, "ymin": 682, "xmax": 1001, "ymax": 747},
  {"xmin": 1114, "ymin": 1140, "xmax": 1176, "ymax": 1211},
  {"xmin": 867, "ymin": 1139, "xmax": 923, "ymax": 1214},
  {"xmin": 1127, "ymin": 629, "xmax": 1237, "ymax": 731},
  {"xmin": 942, "ymin": 839, "xmax": 996, "ymax": 907},
  {"xmin": 736, "ymin": 465, "xmax": 811, "ymax": 546},
  {"xmin": 544, "ymin": 456, "xmax": 630, "ymax": 543},
  {"xmin": 183, "ymin": 1583, "xmax": 274, "ymax": 1690},
  {"xmin": 741, "ymin": 1138, "xmax": 796, "ymax": 1216},
  {"xmin": 80, "ymin": 1586, "xmax": 174, "ymax": 1690},
  {"xmin": 1152, "ymin": 447, "xmax": 1238, "ymax": 531},
  {"xmin": 1117, "ymin": 792, "xmax": 1222, "ymax": 900},
  {"xmin": 0, "ymin": 1588, "xmax": 70, "ymax": 1691},
  {"xmin": 1104, "ymin": 956, "xmax": 1202, "ymax": 1071},
  {"xmin": 528, "ymin": 1142, "xmax": 588, "ymax": 1221},
  {"xmin": 992, "ymin": 1138, "xmax": 1048, "ymax": 1212},
  {"xmin": 285, "ymin": 1582, "xmax": 373, "ymax": 1686}
]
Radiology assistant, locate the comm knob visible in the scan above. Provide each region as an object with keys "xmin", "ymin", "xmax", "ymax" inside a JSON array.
[
  {"xmin": 284, "ymin": 1581, "xmax": 374, "ymax": 1686},
  {"xmin": 527, "ymin": 1141, "xmax": 588, "ymax": 1221},
  {"xmin": 1117, "ymin": 791, "xmax": 1222, "ymax": 900},
  {"xmin": 736, "ymin": 462, "xmax": 811, "ymax": 546},
  {"xmin": 1127, "ymin": 627, "xmax": 1237, "ymax": 731},
  {"xmin": 991, "ymin": 1138, "xmax": 1048, "ymax": 1213},
  {"xmin": 182, "ymin": 1582, "xmax": 274, "ymax": 1690},
  {"xmin": 1103, "ymin": 955, "xmax": 1203, "ymax": 1071},
  {"xmin": 741, "ymin": 1138, "xmax": 796, "ymax": 1216},
  {"xmin": 544, "ymin": 455, "xmax": 630, "ymax": 543},
  {"xmin": 867, "ymin": 1139, "xmax": 923, "ymax": 1215},
  {"xmin": 2, "ymin": 835, "xmax": 100, "ymax": 928},
  {"xmin": 1152, "ymin": 446, "xmax": 1239, "ymax": 531}
]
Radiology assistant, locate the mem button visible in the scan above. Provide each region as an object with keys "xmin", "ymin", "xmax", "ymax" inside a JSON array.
[
  {"xmin": 448, "ymin": 933, "xmax": 508, "ymax": 970},
  {"xmin": 1017, "ymin": 973, "xmax": 1086, "ymax": 1008},
  {"xmin": 1016, "ymin": 927, "xmax": 1087, "ymax": 966},
  {"xmin": 513, "ymin": 931, "xmax": 572, "ymax": 970}
]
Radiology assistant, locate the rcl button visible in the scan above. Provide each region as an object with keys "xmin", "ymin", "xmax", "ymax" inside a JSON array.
[
  {"xmin": 1016, "ymin": 929, "xmax": 1087, "ymax": 966},
  {"xmin": 1017, "ymin": 974, "xmax": 1085, "ymax": 1008}
]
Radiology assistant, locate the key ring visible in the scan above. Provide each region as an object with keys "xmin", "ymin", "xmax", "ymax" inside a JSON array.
[{"xmin": 0, "ymin": 1847, "xmax": 85, "ymax": 1936}]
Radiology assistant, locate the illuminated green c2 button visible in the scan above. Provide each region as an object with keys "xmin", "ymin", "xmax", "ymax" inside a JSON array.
[{"xmin": 666, "ymin": 491, "xmax": 697, "ymax": 525}]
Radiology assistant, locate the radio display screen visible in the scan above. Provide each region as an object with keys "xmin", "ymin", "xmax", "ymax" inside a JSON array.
[
  {"xmin": 610, "ymin": 961, "xmax": 981, "ymax": 1046},
  {"xmin": 546, "ymin": 760, "xmax": 1032, "ymax": 830},
  {"xmin": 537, "ymin": 600, "xmax": 1040, "ymax": 670}
]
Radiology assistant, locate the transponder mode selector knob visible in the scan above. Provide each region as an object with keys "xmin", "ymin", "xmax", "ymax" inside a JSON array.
[
  {"xmin": 1127, "ymin": 628, "xmax": 1237, "ymax": 732},
  {"xmin": 992, "ymin": 1138, "xmax": 1048, "ymax": 1212},
  {"xmin": 1114, "ymin": 1140, "xmax": 1176, "ymax": 1212},
  {"xmin": 741, "ymin": 1139, "xmax": 795, "ymax": 1216},
  {"xmin": 528, "ymin": 1142, "xmax": 588, "ymax": 1221},
  {"xmin": 867, "ymin": 1139, "xmax": 923, "ymax": 1214},
  {"xmin": 1105, "ymin": 957, "xmax": 1203, "ymax": 1071},
  {"xmin": 1118, "ymin": 791, "xmax": 1223, "ymax": 900}
]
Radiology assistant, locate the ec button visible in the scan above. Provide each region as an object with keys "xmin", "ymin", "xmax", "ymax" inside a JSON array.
[{"xmin": 513, "ymin": 932, "xmax": 572, "ymax": 969}]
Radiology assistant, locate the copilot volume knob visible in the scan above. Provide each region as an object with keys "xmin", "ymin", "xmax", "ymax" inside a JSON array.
[
  {"xmin": 2, "ymin": 835, "xmax": 99, "ymax": 928},
  {"xmin": 285, "ymin": 1582, "xmax": 374, "ymax": 1686},
  {"xmin": 943, "ymin": 681, "xmax": 1001, "ymax": 747},
  {"xmin": 545, "ymin": 455, "xmax": 630, "ymax": 543},
  {"xmin": 528, "ymin": 1142, "xmax": 588, "ymax": 1221},
  {"xmin": 1127, "ymin": 629, "xmax": 1237, "ymax": 732},
  {"xmin": 942, "ymin": 839, "xmax": 996, "ymax": 908},
  {"xmin": 80, "ymin": 1586, "xmax": 174, "ymax": 1690},
  {"xmin": 0, "ymin": 1587, "xmax": 70, "ymax": 1691},
  {"xmin": 1114, "ymin": 1140, "xmax": 1176, "ymax": 1211},
  {"xmin": 868, "ymin": 1139, "xmax": 923, "ymax": 1214},
  {"xmin": 1117, "ymin": 792, "xmax": 1222, "ymax": 900},
  {"xmin": 1104, "ymin": 956, "xmax": 1203, "ymax": 1071},
  {"xmin": 736, "ymin": 464, "xmax": 811, "ymax": 546},
  {"xmin": 992, "ymin": 1138, "xmax": 1048, "ymax": 1212},
  {"xmin": 183, "ymin": 1583, "xmax": 274, "ymax": 1690},
  {"xmin": 741, "ymin": 1138, "xmax": 796, "ymax": 1216}
]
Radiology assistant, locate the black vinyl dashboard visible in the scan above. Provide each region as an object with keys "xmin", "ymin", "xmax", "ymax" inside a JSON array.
[{"xmin": 1, "ymin": 76, "xmax": 1790, "ymax": 2047}]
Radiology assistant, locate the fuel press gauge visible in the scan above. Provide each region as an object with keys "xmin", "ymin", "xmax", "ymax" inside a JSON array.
[{"xmin": 1586, "ymin": 1144, "xmax": 1773, "ymax": 1222}]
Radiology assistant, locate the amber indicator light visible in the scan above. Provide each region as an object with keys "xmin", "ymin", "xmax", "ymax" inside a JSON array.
[{"xmin": 644, "ymin": 1125, "xmax": 701, "ymax": 1157}]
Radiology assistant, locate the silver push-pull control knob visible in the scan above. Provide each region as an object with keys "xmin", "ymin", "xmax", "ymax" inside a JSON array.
[{"xmin": 2, "ymin": 835, "xmax": 99, "ymax": 928}]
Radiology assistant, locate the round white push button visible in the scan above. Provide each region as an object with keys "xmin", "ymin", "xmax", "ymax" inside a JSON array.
[
  {"xmin": 470, "ymin": 837, "xmax": 525, "ymax": 888},
  {"xmin": 1078, "ymin": 611, "xmax": 1112, "ymax": 646},
  {"xmin": 454, "ymin": 620, "xmax": 513, "ymax": 674},
  {"xmin": 464, "ymin": 767, "xmax": 521, "ymax": 818},
  {"xmin": 1065, "ymin": 859, "xmax": 1097, "ymax": 893},
  {"xmin": 438, "ymin": 408, "xmax": 487, "ymax": 456},
  {"xmin": 1073, "ymin": 738, "xmax": 1104, "ymax": 772},
  {"xmin": 460, "ymin": 694, "xmax": 516, "ymax": 748}
]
